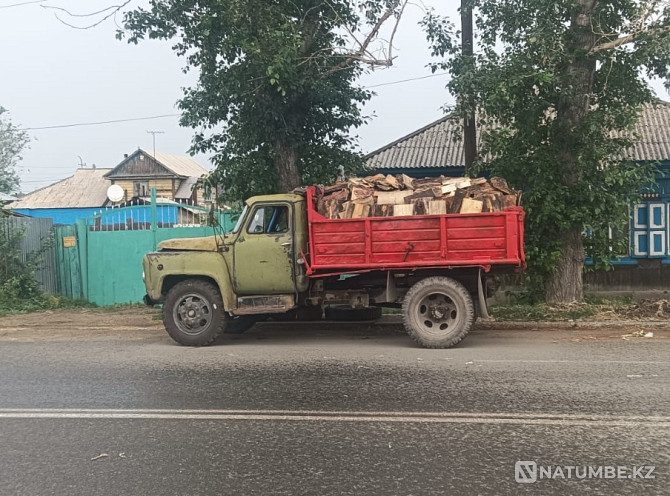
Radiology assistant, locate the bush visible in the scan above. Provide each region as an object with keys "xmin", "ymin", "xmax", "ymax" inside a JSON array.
[{"xmin": 0, "ymin": 218, "xmax": 97, "ymax": 317}]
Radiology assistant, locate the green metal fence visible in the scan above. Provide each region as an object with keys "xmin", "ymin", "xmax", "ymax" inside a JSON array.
[{"xmin": 54, "ymin": 191, "xmax": 238, "ymax": 306}]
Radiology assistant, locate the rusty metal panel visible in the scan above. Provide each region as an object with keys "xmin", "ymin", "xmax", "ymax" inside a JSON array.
[{"xmin": 2, "ymin": 216, "xmax": 57, "ymax": 294}]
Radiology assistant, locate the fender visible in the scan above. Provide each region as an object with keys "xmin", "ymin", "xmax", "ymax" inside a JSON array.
[{"xmin": 143, "ymin": 251, "xmax": 237, "ymax": 311}]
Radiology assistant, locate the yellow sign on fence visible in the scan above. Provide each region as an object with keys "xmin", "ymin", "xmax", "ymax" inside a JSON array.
[{"xmin": 63, "ymin": 236, "xmax": 76, "ymax": 248}]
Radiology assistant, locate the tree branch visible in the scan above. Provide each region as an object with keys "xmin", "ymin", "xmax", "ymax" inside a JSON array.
[
  {"xmin": 324, "ymin": 0, "xmax": 402, "ymax": 76},
  {"xmin": 41, "ymin": 1, "xmax": 131, "ymax": 30},
  {"xmin": 590, "ymin": 24, "xmax": 670, "ymax": 53}
]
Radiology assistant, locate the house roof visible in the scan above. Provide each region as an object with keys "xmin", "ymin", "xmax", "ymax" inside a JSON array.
[
  {"xmin": 365, "ymin": 101, "xmax": 670, "ymax": 170},
  {"xmin": 175, "ymin": 176, "xmax": 198, "ymax": 199},
  {"xmin": 0, "ymin": 192, "xmax": 18, "ymax": 202},
  {"xmin": 104, "ymin": 149, "xmax": 209, "ymax": 179},
  {"xmin": 151, "ymin": 151, "xmax": 209, "ymax": 177},
  {"xmin": 7, "ymin": 168, "xmax": 112, "ymax": 209}
]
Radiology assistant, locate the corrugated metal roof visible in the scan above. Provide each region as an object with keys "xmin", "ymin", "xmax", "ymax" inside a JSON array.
[
  {"xmin": 366, "ymin": 101, "xmax": 670, "ymax": 169},
  {"xmin": 0, "ymin": 192, "xmax": 18, "ymax": 202},
  {"xmin": 8, "ymin": 169, "xmax": 112, "ymax": 209},
  {"xmin": 151, "ymin": 151, "xmax": 209, "ymax": 177},
  {"xmin": 175, "ymin": 176, "xmax": 198, "ymax": 199}
]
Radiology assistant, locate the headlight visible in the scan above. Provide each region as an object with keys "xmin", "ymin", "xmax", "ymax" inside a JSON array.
[{"xmin": 142, "ymin": 270, "xmax": 146, "ymax": 282}]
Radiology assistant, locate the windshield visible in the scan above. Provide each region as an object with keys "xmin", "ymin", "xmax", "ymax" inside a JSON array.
[{"xmin": 232, "ymin": 205, "xmax": 249, "ymax": 233}]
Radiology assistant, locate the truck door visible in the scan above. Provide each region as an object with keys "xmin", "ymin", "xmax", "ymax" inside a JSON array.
[{"xmin": 233, "ymin": 202, "xmax": 296, "ymax": 294}]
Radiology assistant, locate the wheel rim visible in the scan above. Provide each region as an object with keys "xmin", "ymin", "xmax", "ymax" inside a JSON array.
[
  {"xmin": 413, "ymin": 291, "xmax": 460, "ymax": 335},
  {"xmin": 173, "ymin": 293, "xmax": 213, "ymax": 336}
]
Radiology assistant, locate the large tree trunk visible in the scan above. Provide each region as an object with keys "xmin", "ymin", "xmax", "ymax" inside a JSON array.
[
  {"xmin": 274, "ymin": 140, "xmax": 301, "ymax": 193},
  {"xmin": 547, "ymin": 0, "xmax": 598, "ymax": 304},
  {"xmin": 545, "ymin": 228, "xmax": 585, "ymax": 304}
]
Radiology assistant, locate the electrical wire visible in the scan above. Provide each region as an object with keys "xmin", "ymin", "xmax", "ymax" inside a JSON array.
[
  {"xmin": 0, "ymin": 0, "xmax": 44, "ymax": 9},
  {"xmin": 19, "ymin": 73, "xmax": 448, "ymax": 131},
  {"xmin": 365, "ymin": 72, "xmax": 447, "ymax": 89},
  {"xmin": 21, "ymin": 113, "xmax": 182, "ymax": 131}
]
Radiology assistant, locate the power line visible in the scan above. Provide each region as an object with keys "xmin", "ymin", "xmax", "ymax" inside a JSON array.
[
  {"xmin": 365, "ymin": 72, "xmax": 447, "ymax": 89},
  {"xmin": 0, "ymin": 0, "xmax": 44, "ymax": 9},
  {"xmin": 19, "ymin": 72, "xmax": 449, "ymax": 131},
  {"xmin": 21, "ymin": 113, "xmax": 181, "ymax": 131}
]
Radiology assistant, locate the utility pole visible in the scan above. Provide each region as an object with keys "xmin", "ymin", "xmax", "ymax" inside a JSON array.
[
  {"xmin": 461, "ymin": 0, "xmax": 476, "ymax": 175},
  {"xmin": 146, "ymin": 130, "xmax": 165, "ymax": 159}
]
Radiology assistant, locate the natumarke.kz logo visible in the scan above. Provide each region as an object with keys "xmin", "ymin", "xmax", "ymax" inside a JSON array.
[
  {"xmin": 516, "ymin": 461, "xmax": 538, "ymax": 483},
  {"xmin": 515, "ymin": 461, "xmax": 655, "ymax": 483}
]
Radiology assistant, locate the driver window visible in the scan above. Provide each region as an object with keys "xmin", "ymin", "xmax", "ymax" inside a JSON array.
[{"xmin": 247, "ymin": 205, "xmax": 289, "ymax": 234}]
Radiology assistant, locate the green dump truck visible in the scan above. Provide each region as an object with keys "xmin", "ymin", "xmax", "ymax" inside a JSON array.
[{"xmin": 142, "ymin": 186, "xmax": 526, "ymax": 349}]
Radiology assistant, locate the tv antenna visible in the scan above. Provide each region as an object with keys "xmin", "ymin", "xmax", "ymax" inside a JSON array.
[{"xmin": 147, "ymin": 130, "xmax": 165, "ymax": 158}]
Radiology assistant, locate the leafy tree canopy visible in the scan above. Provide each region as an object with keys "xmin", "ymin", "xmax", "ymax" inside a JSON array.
[
  {"xmin": 0, "ymin": 107, "xmax": 29, "ymax": 195},
  {"xmin": 119, "ymin": 0, "xmax": 406, "ymax": 201},
  {"xmin": 425, "ymin": 0, "xmax": 670, "ymax": 303}
]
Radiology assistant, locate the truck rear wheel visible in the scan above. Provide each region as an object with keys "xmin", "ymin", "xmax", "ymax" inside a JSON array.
[
  {"xmin": 163, "ymin": 280, "xmax": 226, "ymax": 346},
  {"xmin": 402, "ymin": 276, "xmax": 474, "ymax": 349}
]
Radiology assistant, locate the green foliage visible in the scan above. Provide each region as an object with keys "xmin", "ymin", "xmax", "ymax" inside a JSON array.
[
  {"xmin": 0, "ymin": 107, "xmax": 29, "ymax": 195},
  {"xmin": 424, "ymin": 0, "xmax": 670, "ymax": 300},
  {"xmin": 0, "ymin": 218, "xmax": 95, "ymax": 317},
  {"xmin": 0, "ymin": 220, "xmax": 40, "ymax": 300},
  {"xmin": 490, "ymin": 295, "xmax": 635, "ymax": 321},
  {"xmin": 119, "ymin": 1, "xmax": 401, "ymax": 201}
]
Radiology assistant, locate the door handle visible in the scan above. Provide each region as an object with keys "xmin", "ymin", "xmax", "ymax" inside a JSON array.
[{"xmin": 281, "ymin": 242, "xmax": 291, "ymax": 246}]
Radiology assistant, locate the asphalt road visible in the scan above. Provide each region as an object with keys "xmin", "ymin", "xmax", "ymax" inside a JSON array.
[{"xmin": 0, "ymin": 320, "xmax": 668, "ymax": 495}]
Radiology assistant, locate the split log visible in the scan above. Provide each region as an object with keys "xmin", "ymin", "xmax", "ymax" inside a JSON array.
[
  {"xmin": 449, "ymin": 189, "xmax": 467, "ymax": 214},
  {"xmin": 375, "ymin": 190, "xmax": 413, "ymax": 205},
  {"xmin": 350, "ymin": 185, "xmax": 374, "ymax": 200},
  {"xmin": 351, "ymin": 203, "xmax": 372, "ymax": 218},
  {"xmin": 399, "ymin": 174, "xmax": 415, "ymax": 190},
  {"xmin": 404, "ymin": 189, "xmax": 437, "ymax": 203},
  {"xmin": 374, "ymin": 204, "xmax": 394, "ymax": 217},
  {"xmin": 427, "ymin": 200, "xmax": 447, "ymax": 215},
  {"xmin": 393, "ymin": 204, "xmax": 415, "ymax": 217},
  {"xmin": 460, "ymin": 198, "xmax": 483, "ymax": 214},
  {"xmin": 490, "ymin": 177, "xmax": 513, "ymax": 194}
]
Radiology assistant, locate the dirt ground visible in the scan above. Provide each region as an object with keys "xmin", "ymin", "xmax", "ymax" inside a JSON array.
[
  {"xmin": 1, "ymin": 306, "xmax": 669, "ymax": 343},
  {"xmin": 0, "ymin": 307, "xmax": 164, "ymax": 341}
]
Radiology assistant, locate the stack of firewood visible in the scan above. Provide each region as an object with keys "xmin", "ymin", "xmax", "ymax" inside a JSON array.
[{"xmin": 315, "ymin": 174, "xmax": 521, "ymax": 220}]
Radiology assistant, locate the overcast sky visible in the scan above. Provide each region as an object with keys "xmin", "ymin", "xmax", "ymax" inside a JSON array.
[{"xmin": 1, "ymin": 0, "xmax": 668, "ymax": 194}]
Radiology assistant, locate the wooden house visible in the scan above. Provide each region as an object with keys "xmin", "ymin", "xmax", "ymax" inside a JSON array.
[{"xmin": 104, "ymin": 149, "xmax": 209, "ymax": 204}]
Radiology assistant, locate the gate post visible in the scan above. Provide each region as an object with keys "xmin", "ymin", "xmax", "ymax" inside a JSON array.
[
  {"xmin": 150, "ymin": 187, "xmax": 158, "ymax": 249},
  {"xmin": 75, "ymin": 219, "xmax": 88, "ymax": 301}
]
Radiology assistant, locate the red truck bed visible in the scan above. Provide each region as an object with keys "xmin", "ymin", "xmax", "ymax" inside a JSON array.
[{"xmin": 304, "ymin": 186, "xmax": 525, "ymax": 276}]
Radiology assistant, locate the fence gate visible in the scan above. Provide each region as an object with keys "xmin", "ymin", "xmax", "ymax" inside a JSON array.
[{"xmin": 54, "ymin": 193, "xmax": 237, "ymax": 306}]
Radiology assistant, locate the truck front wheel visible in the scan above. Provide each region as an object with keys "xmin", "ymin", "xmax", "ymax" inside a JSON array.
[
  {"xmin": 163, "ymin": 280, "xmax": 226, "ymax": 346},
  {"xmin": 402, "ymin": 276, "xmax": 474, "ymax": 349}
]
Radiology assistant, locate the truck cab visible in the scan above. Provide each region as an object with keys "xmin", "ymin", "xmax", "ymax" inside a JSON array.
[{"xmin": 143, "ymin": 193, "xmax": 310, "ymax": 346}]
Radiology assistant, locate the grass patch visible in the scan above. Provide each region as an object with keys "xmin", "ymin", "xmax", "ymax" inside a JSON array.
[
  {"xmin": 489, "ymin": 296, "xmax": 637, "ymax": 322},
  {"xmin": 0, "ymin": 293, "xmax": 96, "ymax": 318},
  {"xmin": 97, "ymin": 302, "xmax": 148, "ymax": 313}
]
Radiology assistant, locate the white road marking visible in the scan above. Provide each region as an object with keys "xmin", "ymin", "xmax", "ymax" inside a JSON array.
[
  {"xmin": 470, "ymin": 360, "xmax": 670, "ymax": 365},
  {"xmin": 0, "ymin": 409, "xmax": 667, "ymax": 427}
]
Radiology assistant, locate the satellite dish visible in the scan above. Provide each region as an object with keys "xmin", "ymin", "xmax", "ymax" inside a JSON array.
[{"xmin": 107, "ymin": 184, "xmax": 124, "ymax": 203}]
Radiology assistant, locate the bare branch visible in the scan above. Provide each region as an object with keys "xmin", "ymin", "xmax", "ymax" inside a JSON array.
[
  {"xmin": 324, "ymin": 0, "xmax": 402, "ymax": 76},
  {"xmin": 387, "ymin": 1, "xmax": 409, "ymax": 63},
  {"xmin": 42, "ymin": 0, "xmax": 131, "ymax": 30},
  {"xmin": 591, "ymin": 24, "xmax": 670, "ymax": 54}
]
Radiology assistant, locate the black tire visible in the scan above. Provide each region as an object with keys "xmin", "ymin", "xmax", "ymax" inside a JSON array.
[
  {"xmin": 163, "ymin": 280, "xmax": 226, "ymax": 346},
  {"xmin": 224, "ymin": 315, "xmax": 257, "ymax": 334},
  {"xmin": 402, "ymin": 276, "xmax": 474, "ymax": 349},
  {"xmin": 324, "ymin": 305, "xmax": 382, "ymax": 322}
]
